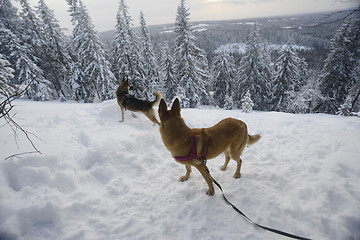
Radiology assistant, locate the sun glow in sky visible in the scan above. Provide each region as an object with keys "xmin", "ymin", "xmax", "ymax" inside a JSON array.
[{"xmin": 19, "ymin": 0, "xmax": 358, "ymax": 33}]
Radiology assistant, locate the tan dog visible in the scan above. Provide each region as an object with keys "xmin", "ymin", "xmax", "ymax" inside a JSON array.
[
  {"xmin": 158, "ymin": 98, "xmax": 260, "ymax": 195},
  {"xmin": 116, "ymin": 79, "xmax": 162, "ymax": 125}
]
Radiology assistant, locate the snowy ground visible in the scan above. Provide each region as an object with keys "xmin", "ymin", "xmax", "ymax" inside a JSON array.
[{"xmin": 0, "ymin": 99, "xmax": 359, "ymax": 240}]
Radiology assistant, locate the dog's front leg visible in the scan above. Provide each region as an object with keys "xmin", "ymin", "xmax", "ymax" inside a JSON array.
[
  {"xmin": 195, "ymin": 164, "xmax": 215, "ymax": 196},
  {"xmin": 120, "ymin": 106, "xmax": 125, "ymax": 122},
  {"xmin": 179, "ymin": 165, "xmax": 192, "ymax": 182}
]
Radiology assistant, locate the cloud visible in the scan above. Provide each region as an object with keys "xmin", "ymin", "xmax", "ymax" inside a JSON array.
[
  {"xmin": 249, "ymin": 0, "xmax": 276, "ymax": 2},
  {"xmin": 206, "ymin": 0, "xmax": 279, "ymax": 4},
  {"xmin": 248, "ymin": 0, "xmax": 278, "ymax": 3},
  {"xmin": 225, "ymin": 0, "xmax": 247, "ymax": 4},
  {"xmin": 201, "ymin": 0, "xmax": 246, "ymax": 5}
]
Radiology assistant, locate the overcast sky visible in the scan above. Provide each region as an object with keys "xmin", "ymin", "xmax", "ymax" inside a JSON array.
[{"xmin": 20, "ymin": 0, "xmax": 358, "ymax": 33}]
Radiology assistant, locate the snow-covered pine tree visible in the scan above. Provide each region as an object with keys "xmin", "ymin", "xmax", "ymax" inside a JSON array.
[
  {"xmin": 68, "ymin": 61, "xmax": 89, "ymax": 101},
  {"xmin": 0, "ymin": 0, "xmax": 21, "ymax": 80},
  {"xmin": 112, "ymin": 4, "xmax": 132, "ymax": 81},
  {"xmin": 286, "ymin": 71, "xmax": 323, "ymax": 114},
  {"xmin": 241, "ymin": 90, "xmax": 254, "ymax": 113},
  {"xmin": 113, "ymin": 0, "xmax": 147, "ymax": 99},
  {"xmin": 174, "ymin": 0, "xmax": 210, "ymax": 108},
  {"xmin": 336, "ymin": 101, "xmax": 352, "ymax": 116},
  {"xmin": 224, "ymin": 94, "xmax": 234, "ymax": 110},
  {"xmin": 347, "ymin": 77, "xmax": 360, "ymax": 113},
  {"xmin": 296, "ymin": 57, "xmax": 309, "ymax": 92},
  {"xmin": 67, "ymin": 0, "xmax": 116, "ymax": 102},
  {"xmin": 66, "ymin": 0, "xmax": 93, "ymax": 102},
  {"xmin": 235, "ymin": 24, "xmax": 272, "ymax": 111},
  {"xmin": 337, "ymin": 77, "xmax": 360, "ymax": 116},
  {"xmin": 19, "ymin": 0, "xmax": 45, "ymax": 62},
  {"xmin": 0, "ymin": 0, "xmax": 21, "ymax": 36},
  {"xmin": 196, "ymin": 47, "xmax": 211, "ymax": 105},
  {"xmin": 139, "ymin": 11, "xmax": 162, "ymax": 98},
  {"xmin": 19, "ymin": 0, "xmax": 54, "ymax": 101},
  {"xmin": 211, "ymin": 51, "xmax": 236, "ymax": 108},
  {"xmin": 272, "ymin": 44, "xmax": 306, "ymax": 112},
  {"xmin": 36, "ymin": 0, "xmax": 72, "ymax": 100},
  {"xmin": 160, "ymin": 43, "xmax": 178, "ymax": 103},
  {"xmin": 0, "ymin": 0, "xmax": 53, "ymax": 101},
  {"xmin": 1, "ymin": 29, "xmax": 53, "ymax": 101},
  {"xmin": 318, "ymin": 18, "xmax": 360, "ymax": 114},
  {"xmin": 0, "ymin": 53, "xmax": 15, "ymax": 97}
]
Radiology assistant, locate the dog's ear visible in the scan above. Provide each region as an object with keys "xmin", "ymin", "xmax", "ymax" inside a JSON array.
[
  {"xmin": 158, "ymin": 99, "xmax": 167, "ymax": 114},
  {"xmin": 171, "ymin": 98, "xmax": 181, "ymax": 115}
]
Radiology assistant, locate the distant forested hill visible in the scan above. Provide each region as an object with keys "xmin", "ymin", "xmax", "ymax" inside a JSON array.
[{"xmin": 101, "ymin": 10, "xmax": 354, "ymax": 70}]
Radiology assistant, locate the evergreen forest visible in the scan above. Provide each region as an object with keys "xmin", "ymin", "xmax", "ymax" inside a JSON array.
[{"xmin": 1, "ymin": 0, "xmax": 359, "ymax": 115}]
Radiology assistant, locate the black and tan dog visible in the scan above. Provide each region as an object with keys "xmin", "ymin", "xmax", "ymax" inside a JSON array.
[
  {"xmin": 116, "ymin": 79, "xmax": 162, "ymax": 125},
  {"xmin": 158, "ymin": 98, "xmax": 260, "ymax": 195}
]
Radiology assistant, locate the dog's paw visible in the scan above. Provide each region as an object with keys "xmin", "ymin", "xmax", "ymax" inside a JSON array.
[
  {"xmin": 220, "ymin": 165, "xmax": 227, "ymax": 171},
  {"xmin": 233, "ymin": 172, "xmax": 241, "ymax": 179},
  {"xmin": 179, "ymin": 175, "xmax": 189, "ymax": 182},
  {"xmin": 206, "ymin": 187, "xmax": 215, "ymax": 196}
]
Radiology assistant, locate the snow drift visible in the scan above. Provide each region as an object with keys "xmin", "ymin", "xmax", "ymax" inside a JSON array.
[{"xmin": 0, "ymin": 100, "xmax": 359, "ymax": 240}]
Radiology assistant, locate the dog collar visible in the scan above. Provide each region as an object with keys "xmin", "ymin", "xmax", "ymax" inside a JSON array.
[{"xmin": 173, "ymin": 135, "xmax": 208, "ymax": 161}]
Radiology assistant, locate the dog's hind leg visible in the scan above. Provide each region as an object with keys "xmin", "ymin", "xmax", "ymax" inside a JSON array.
[
  {"xmin": 230, "ymin": 141, "xmax": 247, "ymax": 179},
  {"xmin": 233, "ymin": 156, "xmax": 243, "ymax": 179},
  {"xmin": 195, "ymin": 164, "xmax": 215, "ymax": 196},
  {"xmin": 144, "ymin": 109, "xmax": 160, "ymax": 125},
  {"xmin": 179, "ymin": 165, "xmax": 192, "ymax": 182},
  {"xmin": 220, "ymin": 150, "xmax": 231, "ymax": 171}
]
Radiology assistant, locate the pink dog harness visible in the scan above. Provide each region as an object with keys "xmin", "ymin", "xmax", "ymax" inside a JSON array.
[{"xmin": 173, "ymin": 135, "xmax": 209, "ymax": 161}]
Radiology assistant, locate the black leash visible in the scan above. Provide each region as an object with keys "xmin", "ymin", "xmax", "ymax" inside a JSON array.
[
  {"xmin": 204, "ymin": 161, "xmax": 312, "ymax": 240},
  {"xmin": 212, "ymin": 178, "xmax": 312, "ymax": 240}
]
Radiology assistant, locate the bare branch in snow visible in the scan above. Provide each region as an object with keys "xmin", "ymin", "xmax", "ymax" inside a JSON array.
[{"xmin": 1, "ymin": 80, "xmax": 43, "ymax": 160}]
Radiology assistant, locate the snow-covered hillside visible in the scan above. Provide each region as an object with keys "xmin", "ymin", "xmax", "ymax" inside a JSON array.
[
  {"xmin": 0, "ymin": 100, "xmax": 359, "ymax": 240},
  {"xmin": 214, "ymin": 42, "xmax": 311, "ymax": 55}
]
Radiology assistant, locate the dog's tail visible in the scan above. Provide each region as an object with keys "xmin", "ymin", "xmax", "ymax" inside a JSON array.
[
  {"xmin": 247, "ymin": 134, "xmax": 261, "ymax": 145},
  {"xmin": 151, "ymin": 91, "xmax": 163, "ymax": 107}
]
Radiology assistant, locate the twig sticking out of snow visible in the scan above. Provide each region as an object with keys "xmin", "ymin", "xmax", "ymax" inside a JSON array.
[{"xmin": 1, "ymin": 80, "xmax": 43, "ymax": 160}]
